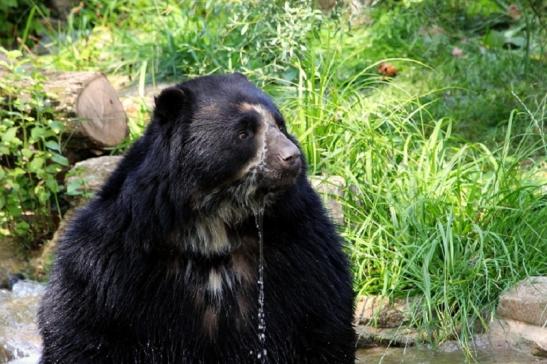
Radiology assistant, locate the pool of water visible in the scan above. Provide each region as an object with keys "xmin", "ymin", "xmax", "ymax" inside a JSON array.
[
  {"xmin": 4, "ymin": 344, "xmax": 547, "ymax": 363},
  {"xmin": 1, "ymin": 281, "xmax": 545, "ymax": 364},
  {"xmin": 356, "ymin": 347, "xmax": 546, "ymax": 364}
]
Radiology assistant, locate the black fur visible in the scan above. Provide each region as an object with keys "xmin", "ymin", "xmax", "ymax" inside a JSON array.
[{"xmin": 38, "ymin": 74, "xmax": 355, "ymax": 364}]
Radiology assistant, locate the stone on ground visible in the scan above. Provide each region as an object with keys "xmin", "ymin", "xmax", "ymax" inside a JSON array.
[
  {"xmin": 65, "ymin": 155, "xmax": 123, "ymax": 206},
  {"xmin": 354, "ymin": 295, "xmax": 421, "ymax": 348},
  {"xmin": 354, "ymin": 295, "xmax": 417, "ymax": 328},
  {"xmin": 489, "ymin": 276, "xmax": 547, "ymax": 358},
  {"xmin": 309, "ymin": 175, "xmax": 345, "ymax": 225},
  {"xmin": 0, "ymin": 238, "xmax": 28, "ymax": 290},
  {"xmin": 497, "ymin": 276, "xmax": 547, "ymax": 327}
]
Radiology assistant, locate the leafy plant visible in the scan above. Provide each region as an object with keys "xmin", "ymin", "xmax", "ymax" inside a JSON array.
[
  {"xmin": 42, "ymin": 0, "xmax": 325, "ymax": 82},
  {"xmin": 271, "ymin": 35, "xmax": 546, "ymax": 348},
  {"xmin": 0, "ymin": 49, "xmax": 66, "ymax": 249},
  {"xmin": 0, "ymin": 0, "xmax": 49, "ymax": 48}
]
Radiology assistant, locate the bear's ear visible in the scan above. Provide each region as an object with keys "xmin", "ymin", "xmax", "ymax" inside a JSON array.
[
  {"xmin": 232, "ymin": 72, "xmax": 248, "ymax": 81},
  {"xmin": 154, "ymin": 86, "xmax": 193, "ymax": 123}
]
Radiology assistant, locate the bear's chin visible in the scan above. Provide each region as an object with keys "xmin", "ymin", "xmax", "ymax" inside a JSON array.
[
  {"xmin": 261, "ymin": 178, "xmax": 297, "ymax": 193},
  {"xmin": 260, "ymin": 168, "xmax": 300, "ymax": 192}
]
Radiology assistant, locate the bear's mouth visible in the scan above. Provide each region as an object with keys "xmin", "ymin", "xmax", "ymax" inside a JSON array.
[
  {"xmin": 194, "ymin": 156, "xmax": 301, "ymax": 220},
  {"xmin": 262, "ymin": 166, "xmax": 301, "ymax": 191}
]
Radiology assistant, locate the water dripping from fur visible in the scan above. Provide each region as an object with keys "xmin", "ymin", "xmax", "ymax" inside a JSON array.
[{"xmin": 255, "ymin": 206, "xmax": 267, "ymax": 363}]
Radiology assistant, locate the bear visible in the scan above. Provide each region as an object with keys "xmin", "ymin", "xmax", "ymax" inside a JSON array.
[{"xmin": 38, "ymin": 73, "xmax": 355, "ymax": 364}]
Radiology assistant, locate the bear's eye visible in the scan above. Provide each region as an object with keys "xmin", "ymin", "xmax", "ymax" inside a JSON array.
[
  {"xmin": 274, "ymin": 118, "xmax": 286, "ymax": 131},
  {"xmin": 239, "ymin": 130, "xmax": 250, "ymax": 140}
]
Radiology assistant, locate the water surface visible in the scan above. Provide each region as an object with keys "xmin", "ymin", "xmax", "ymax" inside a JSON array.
[{"xmin": 356, "ymin": 347, "xmax": 546, "ymax": 363}]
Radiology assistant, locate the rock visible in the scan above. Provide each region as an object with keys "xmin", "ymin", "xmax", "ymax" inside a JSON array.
[
  {"xmin": 119, "ymin": 95, "xmax": 152, "ymax": 124},
  {"xmin": 354, "ymin": 295, "xmax": 422, "ymax": 348},
  {"xmin": 439, "ymin": 335, "xmax": 491, "ymax": 353},
  {"xmin": 497, "ymin": 276, "xmax": 547, "ymax": 327},
  {"xmin": 355, "ymin": 325, "xmax": 420, "ymax": 348},
  {"xmin": 488, "ymin": 276, "xmax": 547, "ymax": 358},
  {"xmin": 309, "ymin": 175, "xmax": 345, "ymax": 225},
  {"xmin": 119, "ymin": 82, "xmax": 172, "ymax": 101},
  {"xmin": 108, "ymin": 75, "xmax": 132, "ymax": 91},
  {"xmin": 347, "ymin": 0, "xmax": 374, "ymax": 27},
  {"xmin": 0, "ymin": 281, "xmax": 44, "ymax": 362},
  {"xmin": 354, "ymin": 295, "xmax": 417, "ymax": 328},
  {"xmin": 489, "ymin": 318, "xmax": 547, "ymax": 358},
  {"xmin": 65, "ymin": 155, "xmax": 123, "ymax": 205},
  {"xmin": 0, "ymin": 238, "xmax": 28, "ymax": 289},
  {"xmin": 29, "ymin": 156, "xmax": 122, "ymax": 278},
  {"xmin": 438, "ymin": 340, "xmax": 460, "ymax": 352}
]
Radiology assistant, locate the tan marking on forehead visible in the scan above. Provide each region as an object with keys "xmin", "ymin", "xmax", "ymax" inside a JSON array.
[
  {"xmin": 201, "ymin": 103, "xmax": 219, "ymax": 113},
  {"xmin": 194, "ymin": 103, "xmax": 219, "ymax": 119},
  {"xmin": 239, "ymin": 102, "xmax": 254, "ymax": 112},
  {"xmin": 239, "ymin": 102, "xmax": 276, "ymax": 126},
  {"xmin": 197, "ymin": 102, "xmax": 220, "ymax": 116}
]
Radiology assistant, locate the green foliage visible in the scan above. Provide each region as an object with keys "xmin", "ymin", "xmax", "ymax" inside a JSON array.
[
  {"xmin": 343, "ymin": 104, "xmax": 546, "ymax": 343},
  {"xmin": 43, "ymin": 0, "xmax": 324, "ymax": 81},
  {"xmin": 0, "ymin": 49, "xmax": 66, "ymax": 248},
  {"xmin": 276, "ymin": 43, "xmax": 546, "ymax": 346},
  {"xmin": 0, "ymin": 0, "xmax": 49, "ymax": 48},
  {"xmin": 340, "ymin": 0, "xmax": 546, "ymax": 142},
  {"xmin": 42, "ymin": 0, "xmax": 545, "ymax": 143}
]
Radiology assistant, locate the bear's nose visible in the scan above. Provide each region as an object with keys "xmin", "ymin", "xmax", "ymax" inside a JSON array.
[
  {"xmin": 279, "ymin": 143, "xmax": 301, "ymax": 169},
  {"xmin": 281, "ymin": 145, "xmax": 300, "ymax": 162}
]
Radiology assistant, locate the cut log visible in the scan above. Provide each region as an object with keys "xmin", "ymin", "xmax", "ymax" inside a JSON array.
[{"xmin": 43, "ymin": 72, "xmax": 128, "ymax": 148}]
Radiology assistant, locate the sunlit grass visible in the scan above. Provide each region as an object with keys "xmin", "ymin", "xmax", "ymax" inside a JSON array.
[{"xmin": 273, "ymin": 44, "xmax": 546, "ymax": 346}]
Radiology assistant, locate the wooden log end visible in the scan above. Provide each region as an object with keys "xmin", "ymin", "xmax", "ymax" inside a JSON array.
[{"xmin": 75, "ymin": 73, "xmax": 128, "ymax": 147}]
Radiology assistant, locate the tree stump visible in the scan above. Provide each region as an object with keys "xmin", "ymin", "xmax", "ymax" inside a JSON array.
[{"xmin": 44, "ymin": 72, "xmax": 128, "ymax": 148}]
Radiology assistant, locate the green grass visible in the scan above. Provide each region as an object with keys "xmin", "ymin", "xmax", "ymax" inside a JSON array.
[
  {"xmin": 3, "ymin": 0, "xmax": 546, "ymax": 353},
  {"xmin": 276, "ymin": 44, "xmax": 546, "ymax": 347},
  {"xmin": 341, "ymin": 101, "xmax": 546, "ymax": 343}
]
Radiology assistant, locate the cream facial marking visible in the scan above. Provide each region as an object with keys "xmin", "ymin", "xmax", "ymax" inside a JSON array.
[
  {"xmin": 239, "ymin": 103, "xmax": 277, "ymax": 128},
  {"xmin": 238, "ymin": 103, "xmax": 278, "ymax": 177}
]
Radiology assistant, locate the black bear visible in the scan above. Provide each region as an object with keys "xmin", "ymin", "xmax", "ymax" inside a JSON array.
[{"xmin": 38, "ymin": 73, "xmax": 355, "ymax": 364}]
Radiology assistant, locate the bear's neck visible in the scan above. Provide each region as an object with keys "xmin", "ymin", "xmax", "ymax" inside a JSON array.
[{"xmin": 185, "ymin": 215, "xmax": 236, "ymax": 256}]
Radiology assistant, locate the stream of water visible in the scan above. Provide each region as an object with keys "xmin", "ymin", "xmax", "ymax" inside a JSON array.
[
  {"xmin": 255, "ymin": 207, "xmax": 267, "ymax": 364},
  {"xmin": 0, "ymin": 281, "xmax": 44, "ymax": 363}
]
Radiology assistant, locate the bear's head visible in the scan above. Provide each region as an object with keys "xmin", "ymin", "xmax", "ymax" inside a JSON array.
[{"xmin": 152, "ymin": 73, "xmax": 302, "ymax": 220}]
